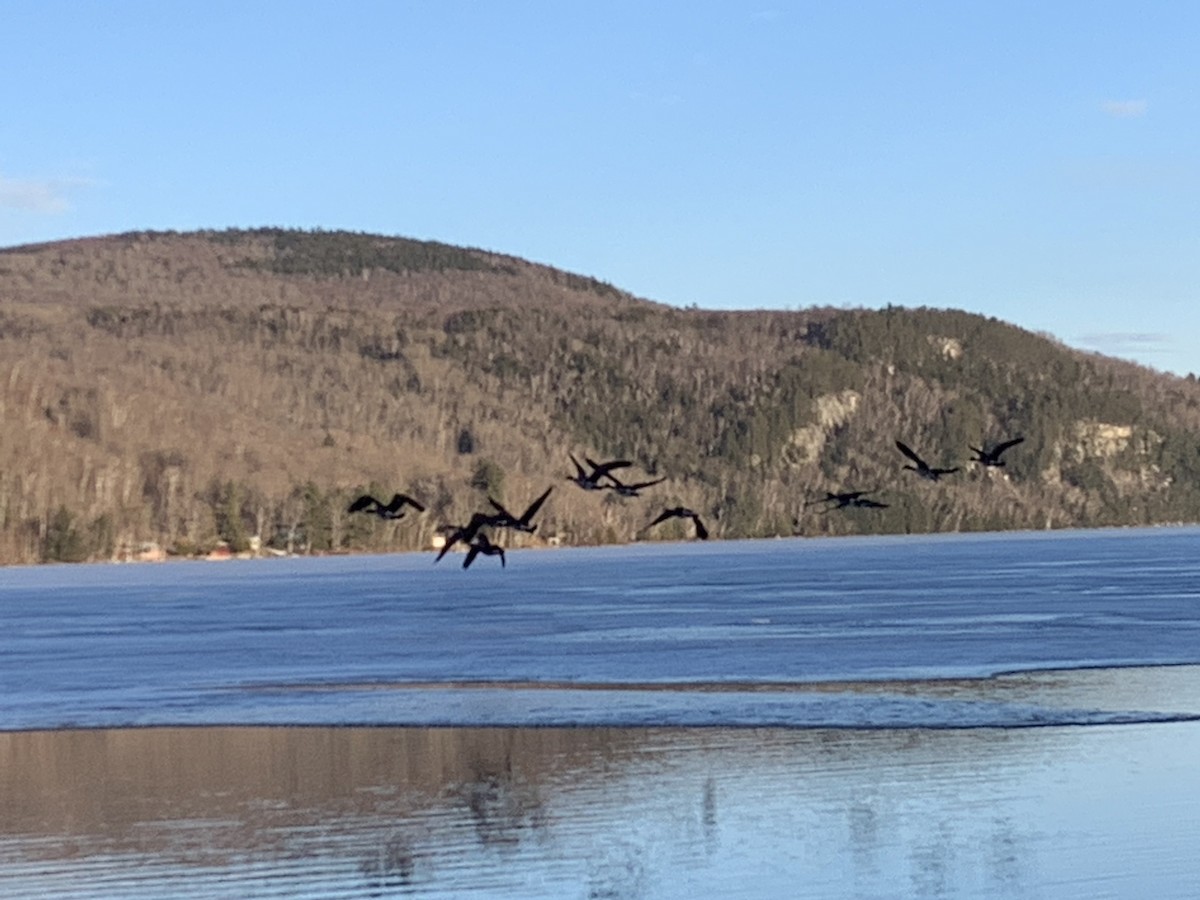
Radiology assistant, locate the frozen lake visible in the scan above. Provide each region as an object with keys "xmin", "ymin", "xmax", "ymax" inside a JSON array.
[{"xmin": 4, "ymin": 527, "xmax": 1200, "ymax": 896}]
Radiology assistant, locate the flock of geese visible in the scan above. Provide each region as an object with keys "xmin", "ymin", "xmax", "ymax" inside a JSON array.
[
  {"xmin": 806, "ymin": 436, "xmax": 1025, "ymax": 513},
  {"xmin": 347, "ymin": 437, "xmax": 1024, "ymax": 570},
  {"xmin": 346, "ymin": 453, "xmax": 706, "ymax": 570}
]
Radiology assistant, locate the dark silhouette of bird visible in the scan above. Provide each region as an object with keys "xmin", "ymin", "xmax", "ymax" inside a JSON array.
[
  {"xmin": 806, "ymin": 490, "xmax": 872, "ymax": 508},
  {"xmin": 969, "ymin": 436, "xmax": 1025, "ymax": 467},
  {"xmin": 844, "ymin": 496, "xmax": 888, "ymax": 509},
  {"xmin": 808, "ymin": 490, "xmax": 889, "ymax": 510},
  {"xmin": 463, "ymin": 533, "xmax": 505, "ymax": 569},
  {"xmin": 645, "ymin": 507, "xmax": 709, "ymax": 540},
  {"xmin": 488, "ymin": 487, "xmax": 553, "ymax": 533},
  {"xmin": 435, "ymin": 511, "xmax": 499, "ymax": 563},
  {"xmin": 567, "ymin": 454, "xmax": 632, "ymax": 491},
  {"xmin": 603, "ymin": 473, "xmax": 667, "ymax": 498},
  {"xmin": 896, "ymin": 441, "xmax": 959, "ymax": 481},
  {"xmin": 348, "ymin": 493, "xmax": 426, "ymax": 520}
]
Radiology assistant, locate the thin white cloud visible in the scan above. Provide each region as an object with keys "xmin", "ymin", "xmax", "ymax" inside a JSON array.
[
  {"xmin": 0, "ymin": 173, "xmax": 93, "ymax": 213},
  {"xmin": 1102, "ymin": 99, "xmax": 1147, "ymax": 119}
]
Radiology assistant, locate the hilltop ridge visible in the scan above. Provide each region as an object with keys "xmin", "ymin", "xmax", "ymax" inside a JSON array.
[{"xmin": 2, "ymin": 228, "xmax": 1199, "ymax": 564}]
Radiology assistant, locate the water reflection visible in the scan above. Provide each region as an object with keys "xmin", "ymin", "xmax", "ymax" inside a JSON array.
[
  {"xmin": 358, "ymin": 834, "xmax": 417, "ymax": 896},
  {"xmin": 458, "ymin": 755, "xmax": 548, "ymax": 849},
  {"xmin": 3, "ymin": 722, "xmax": 1200, "ymax": 898}
]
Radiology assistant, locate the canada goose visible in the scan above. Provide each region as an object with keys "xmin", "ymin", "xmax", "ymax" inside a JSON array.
[
  {"xmin": 646, "ymin": 507, "xmax": 709, "ymax": 540},
  {"xmin": 969, "ymin": 436, "xmax": 1025, "ymax": 467},
  {"xmin": 348, "ymin": 493, "xmax": 426, "ymax": 519},
  {"xmin": 895, "ymin": 441, "xmax": 959, "ymax": 481},
  {"xmin": 567, "ymin": 454, "xmax": 632, "ymax": 491},
  {"xmin": 844, "ymin": 496, "xmax": 888, "ymax": 509},
  {"xmin": 807, "ymin": 490, "xmax": 872, "ymax": 508},
  {"xmin": 488, "ymin": 486, "xmax": 553, "ymax": 533},
  {"xmin": 603, "ymin": 474, "xmax": 667, "ymax": 498},
  {"xmin": 808, "ymin": 490, "xmax": 889, "ymax": 510},
  {"xmin": 435, "ymin": 511, "xmax": 499, "ymax": 563},
  {"xmin": 463, "ymin": 533, "xmax": 505, "ymax": 569}
]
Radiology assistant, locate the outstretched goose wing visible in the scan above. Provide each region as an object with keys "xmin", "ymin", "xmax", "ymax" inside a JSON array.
[
  {"xmin": 895, "ymin": 441, "xmax": 926, "ymax": 467},
  {"xmin": 568, "ymin": 454, "xmax": 589, "ymax": 479},
  {"xmin": 348, "ymin": 495, "xmax": 379, "ymax": 514},
  {"xmin": 398, "ymin": 493, "xmax": 427, "ymax": 512},
  {"xmin": 993, "ymin": 436, "xmax": 1025, "ymax": 457},
  {"xmin": 586, "ymin": 457, "xmax": 633, "ymax": 478},
  {"xmin": 487, "ymin": 497, "xmax": 516, "ymax": 520},
  {"xmin": 519, "ymin": 487, "xmax": 553, "ymax": 524},
  {"xmin": 646, "ymin": 509, "xmax": 674, "ymax": 528}
]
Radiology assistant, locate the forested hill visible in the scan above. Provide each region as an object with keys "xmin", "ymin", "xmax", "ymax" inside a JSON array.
[{"xmin": 2, "ymin": 228, "xmax": 1200, "ymax": 564}]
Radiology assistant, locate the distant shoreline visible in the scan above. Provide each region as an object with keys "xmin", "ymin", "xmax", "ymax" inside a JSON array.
[{"xmin": 4, "ymin": 520, "xmax": 1199, "ymax": 570}]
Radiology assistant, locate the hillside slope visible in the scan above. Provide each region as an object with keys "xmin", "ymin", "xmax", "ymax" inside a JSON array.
[{"xmin": 2, "ymin": 228, "xmax": 1199, "ymax": 564}]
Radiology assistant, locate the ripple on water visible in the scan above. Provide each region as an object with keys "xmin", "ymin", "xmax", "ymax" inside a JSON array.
[{"xmin": 4, "ymin": 718, "xmax": 1200, "ymax": 898}]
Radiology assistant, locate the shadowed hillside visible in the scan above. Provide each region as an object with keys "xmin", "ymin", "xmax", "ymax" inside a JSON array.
[{"xmin": 3, "ymin": 228, "xmax": 1200, "ymax": 564}]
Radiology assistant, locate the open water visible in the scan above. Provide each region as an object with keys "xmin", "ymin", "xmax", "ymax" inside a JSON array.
[{"xmin": 3, "ymin": 527, "xmax": 1200, "ymax": 897}]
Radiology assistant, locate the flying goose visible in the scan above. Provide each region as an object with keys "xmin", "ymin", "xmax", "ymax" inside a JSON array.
[
  {"xmin": 807, "ymin": 490, "xmax": 872, "ymax": 508},
  {"xmin": 463, "ymin": 533, "xmax": 506, "ymax": 569},
  {"xmin": 808, "ymin": 490, "xmax": 889, "ymax": 510},
  {"xmin": 488, "ymin": 487, "xmax": 553, "ymax": 533},
  {"xmin": 348, "ymin": 492, "xmax": 427, "ymax": 520},
  {"xmin": 435, "ymin": 511, "xmax": 499, "ymax": 563},
  {"xmin": 895, "ymin": 440, "xmax": 959, "ymax": 482},
  {"xmin": 843, "ymin": 496, "xmax": 888, "ymax": 509},
  {"xmin": 603, "ymin": 474, "xmax": 667, "ymax": 498},
  {"xmin": 646, "ymin": 507, "xmax": 710, "ymax": 540},
  {"xmin": 969, "ymin": 436, "xmax": 1025, "ymax": 467},
  {"xmin": 567, "ymin": 454, "xmax": 632, "ymax": 491}
]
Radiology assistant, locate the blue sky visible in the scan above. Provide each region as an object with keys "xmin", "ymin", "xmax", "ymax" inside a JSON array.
[{"xmin": 4, "ymin": 2, "xmax": 1199, "ymax": 375}]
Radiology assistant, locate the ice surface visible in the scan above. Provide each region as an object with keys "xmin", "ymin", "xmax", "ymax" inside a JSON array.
[{"xmin": 3, "ymin": 526, "xmax": 1200, "ymax": 729}]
